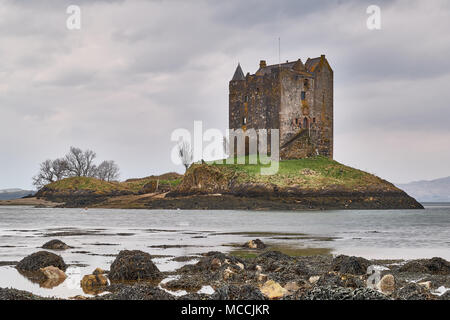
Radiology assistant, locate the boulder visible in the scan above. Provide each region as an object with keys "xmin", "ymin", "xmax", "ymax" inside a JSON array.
[
  {"xmin": 211, "ymin": 285, "xmax": 266, "ymax": 300},
  {"xmin": 16, "ymin": 251, "xmax": 67, "ymax": 272},
  {"xmin": 81, "ymin": 274, "xmax": 109, "ymax": 294},
  {"xmin": 378, "ymin": 274, "xmax": 395, "ymax": 295},
  {"xmin": 260, "ymin": 280, "xmax": 287, "ymax": 299},
  {"xmin": 108, "ymin": 250, "xmax": 161, "ymax": 281},
  {"xmin": 42, "ymin": 239, "xmax": 70, "ymax": 250},
  {"xmin": 395, "ymin": 283, "xmax": 430, "ymax": 300},
  {"xmin": 38, "ymin": 266, "xmax": 67, "ymax": 289},
  {"xmin": 243, "ymin": 239, "xmax": 266, "ymax": 249},
  {"xmin": 331, "ymin": 255, "xmax": 370, "ymax": 275},
  {"xmin": 398, "ymin": 257, "xmax": 450, "ymax": 275}
]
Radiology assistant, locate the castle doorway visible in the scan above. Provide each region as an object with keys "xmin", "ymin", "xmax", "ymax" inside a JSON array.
[{"xmin": 303, "ymin": 117, "xmax": 309, "ymax": 129}]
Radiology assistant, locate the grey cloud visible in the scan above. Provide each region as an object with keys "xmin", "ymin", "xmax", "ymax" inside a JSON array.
[{"xmin": 0, "ymin": 0, "xmax": 449, "ymax": 189}]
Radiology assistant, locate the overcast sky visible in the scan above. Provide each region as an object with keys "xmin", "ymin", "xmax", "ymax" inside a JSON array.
[{"xmin": 1, "ymin": 0, "xmax": 449, "ymax": 190}]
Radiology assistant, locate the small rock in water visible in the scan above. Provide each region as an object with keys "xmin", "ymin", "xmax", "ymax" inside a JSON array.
[
  {"xmin": 38, "ymin": 266, "xmax": 67, "ymax": 289},
  {"xmin": 243, "ymin": 239, "xmax": 266, "ymax": 249},
  {"xmin": 42, "ymin": 239, "xmax": 70, "ymax": 250},
  {"xmin": 260, "ymin": 280, "xmax": 287, "ymax": 299},
  {"xmin": 39, "ymin": 266, "xmax": 67, "ymax": 280},
  {"xmin": 377, "ymin": 274, "xmax": 395, "ymax": 295},
  {"xmin": 81, "ymin": 274, "xmax": 109, "ymax": 294}
]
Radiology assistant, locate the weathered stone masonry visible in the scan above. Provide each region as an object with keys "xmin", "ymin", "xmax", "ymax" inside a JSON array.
[{"xmin": 229, "ymin": 55, "xmax": 333, "ymax": 159}]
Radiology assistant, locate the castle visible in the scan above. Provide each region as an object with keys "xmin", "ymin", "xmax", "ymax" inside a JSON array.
[{"xmin": 229, "ymin": 55, "xmax": 333, "ymax": 159}]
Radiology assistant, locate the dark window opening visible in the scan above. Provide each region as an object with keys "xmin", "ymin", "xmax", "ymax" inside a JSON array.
[
  {"xmin": 313, "ymin": 117, "xmax": 316, "ymax": 123},
  {"xmin": 244, "ymin": 95, "xmax": 249, "ymax": 102},
  {"xmin": 242, "ymin": 117, "xmax": 247, "ymax": 125},
  {"xmin": 301, "ymin": 91, "xmax": 306, "ymax": 100},
  {"xmin": 304, "ymin": 79, "xmax": 309, "ymax": 89}
]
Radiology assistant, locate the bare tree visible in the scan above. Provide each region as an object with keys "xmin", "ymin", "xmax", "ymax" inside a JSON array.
[
  {"xmin": 65, "ymin": 147, "xmax": 97, "ymax": 177},
  {"xmin": 32, "ymin": 158, "xmax": 69, "ymax": 189},
  {"xmin": 96, "ymin": 160, "xmax": 120, "ymax": 182},
  {"xmin": 52, "ymin": 158, "xmax": 69, "ymax": 180},
  {"xmin": 33, "ymin": 147, "xmax": 121, "ymax": 189},
  {"xmin": 32, "ymin": 160, "xmax": 55, "ymax": 189},
  {"xmin": 178, "ymin": 140, "xmax": 193, "ymax": 171}
]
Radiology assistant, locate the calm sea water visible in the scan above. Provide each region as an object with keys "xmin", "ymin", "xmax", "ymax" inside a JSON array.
[{"xmin": 0, "ymin": 204, "xmax": 449, "ymax": 298}]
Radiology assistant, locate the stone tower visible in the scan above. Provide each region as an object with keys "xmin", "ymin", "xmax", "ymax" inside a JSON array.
[{"xmin": 229, "ymin": 55, "xmax": 333, "ymax": 159}]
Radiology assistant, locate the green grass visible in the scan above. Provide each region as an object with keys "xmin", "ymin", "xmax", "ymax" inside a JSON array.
[
  {"xmin": 44, "ymin": 176, "xmax": 182, "ymax": 194},
  {"xmin": 205, "ymin": 155, "xmax": 384, "ymax": 190}
]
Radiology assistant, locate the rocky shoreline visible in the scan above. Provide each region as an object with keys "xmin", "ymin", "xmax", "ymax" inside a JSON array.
[{"xmin": 1, "ymin": 239, "xmax": 448, "ymax": 300}]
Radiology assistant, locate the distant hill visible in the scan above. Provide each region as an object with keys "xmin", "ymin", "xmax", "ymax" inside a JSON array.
[
  {"xmin": 0, "ymin": 189, "xmax": 35, "ymax": 200},
  {"xmin": 397, "ymin": 176, "xmax": 450, "ymax": 202}
]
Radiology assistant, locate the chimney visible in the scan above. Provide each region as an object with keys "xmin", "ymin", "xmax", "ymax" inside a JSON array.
[{"xmin": 259, "ymin": 60, "xmax": 267, "ymax": 68}]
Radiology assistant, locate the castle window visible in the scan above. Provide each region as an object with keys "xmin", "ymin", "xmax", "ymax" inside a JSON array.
[
  {"xmin": 244, "ymin": 95, "xmax": 249, "ymax": 102},
  {"xmin": 242, "ymin": 117, "xmax": 247, "ymax": 125},
  {"xmin": 301, "ymin": 91, "xmax": 306, "ymax": 100}
]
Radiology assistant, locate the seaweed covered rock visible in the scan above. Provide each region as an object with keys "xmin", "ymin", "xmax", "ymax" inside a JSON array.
[
  {"xmin": 303, "ymin": 286, "xmax": 388, "ymax": 300},
  {"xmin": 398, "ymin": 257, "xmax": 450, "ymax": 275},
  {"xmin": 16, "ymin": 251, "xmax": 67, "ymax": 272},
  {"xmin": 331, "ymin": 255, "xmax": 370, "ymax": 275},
  {"xmin": 162, "ymin": 276, "xmax": 203, "ymax": 292},
  {"xmin": 394, "ymin": 283, "xmax": 431, "ymax": 300},
  {"xmin": 211, "ymin": 284, "xmax": 266, "ymax": 300},
  {"xmin": 243, "ymin": 239, "xmax": 266, "ymax": 249},
  {"xmin": 109, "ymin": 250, "xmax": 161, "ymax": 281},
  {"xmin": 96, "ymin": 283, "xmax": 174, "ymax": 300},
  {"xmin": 252, "ymin": 251, "xmax": 294, "ymax": 273},
  {"xmin": 178, "ymin": 252, "xmax": 245, "ymax": 275},
  {"xmin": 42, "ymin": 239, "xmax": 71, "ymax": 250}
]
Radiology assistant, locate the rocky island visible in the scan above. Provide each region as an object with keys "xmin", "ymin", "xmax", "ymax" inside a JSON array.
[{"xmin": 27, "ymin": 157, "xmax": 422, "ymax": 210}]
